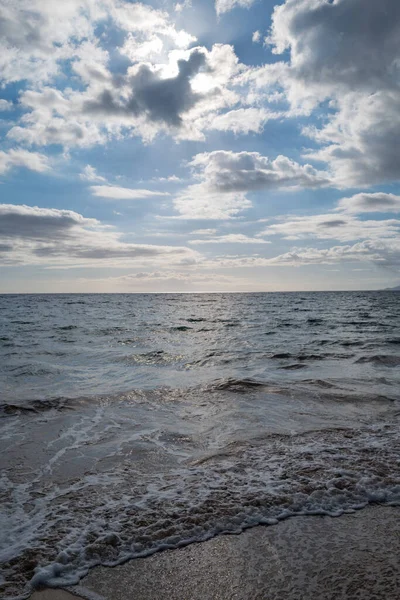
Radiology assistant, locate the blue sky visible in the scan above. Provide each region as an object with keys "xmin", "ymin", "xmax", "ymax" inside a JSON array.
[{"xmin": 1, "ymin": 0, "xmax": 400, "ymax": 292}]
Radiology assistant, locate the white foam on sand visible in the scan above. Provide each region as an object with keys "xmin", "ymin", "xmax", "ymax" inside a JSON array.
[
  {"xmin": 32, "ymin": 506, "xmax": 400, "ymax": 600},
  {"xmin": 2, "ymin": 416, "xmax": 400, "ymax": 600}
]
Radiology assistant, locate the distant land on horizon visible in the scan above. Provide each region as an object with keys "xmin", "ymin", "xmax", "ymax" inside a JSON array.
[{"xmin": 384, "ymin": 285, "xmax": 400, "ymax": 291}]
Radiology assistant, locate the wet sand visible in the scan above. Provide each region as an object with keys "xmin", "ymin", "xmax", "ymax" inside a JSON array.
[{"xmin": 31, "ymin": 505, "xmax": 400, "ymax": 600}]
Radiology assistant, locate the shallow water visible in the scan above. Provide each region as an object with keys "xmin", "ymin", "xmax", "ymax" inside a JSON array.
[{"xmin": 1, "ymin": 292, "xmax": 399, "ymax": 599}]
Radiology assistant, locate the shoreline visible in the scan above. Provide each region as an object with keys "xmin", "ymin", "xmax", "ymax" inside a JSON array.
[{"xmin": 31, "ymin": 504, "xmax": 400, "ymax": 600}]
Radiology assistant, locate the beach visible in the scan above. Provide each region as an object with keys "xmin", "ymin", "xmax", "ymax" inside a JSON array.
[{"xmin": 31, "ymin": 505, "xmax": 400, "ymax": 600}]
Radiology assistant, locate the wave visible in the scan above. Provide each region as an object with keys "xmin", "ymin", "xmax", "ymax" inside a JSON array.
[
  {"xmin": 120, "ymin": 350, "xmax": 184, "ymax": 366},
  {"xmin": 206, "ymin": 377, "xmax": 269, "ymax": 393},
  {"xmin": 355, "ymin": 355, "xmax": 400, "ymax": 367},
  {"xmin": 0, "ymin": 397, "xmax": 73, "ymax": 416},
  {"xmin": 300, "ymin": 379, "xmax": 336, "ymax": 389},
  {"xmin": 7, "ymin": 364, "xmax": 59, "ymax": 378},
  {"xmin": 270, "ymin": 352, "xmax": 352, "ymax": 361}
]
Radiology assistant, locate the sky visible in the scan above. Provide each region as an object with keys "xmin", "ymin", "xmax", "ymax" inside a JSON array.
[{"xmin": 0, "ymin": 0, "xmax": 400, "ymax": 293}]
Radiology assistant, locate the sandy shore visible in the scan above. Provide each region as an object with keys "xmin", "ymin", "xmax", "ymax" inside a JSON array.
[{"xmin": 31, "ymin": 505, "xmax": 399, "ymax": 600}]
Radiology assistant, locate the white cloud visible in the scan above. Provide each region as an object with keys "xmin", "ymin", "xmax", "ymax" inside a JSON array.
[
  {"xmin": 199, "ymin": 236, "xmax": 400, "ymax": 271},
  {"xmin": 337, "ymin": 193, "xmax": 400, "ymax": 214},
  {"xmin": 260, "ymin": 214, "xmax": 400, "ymax": 243},
  {"xmin": 0, "ymin": 100, "xmax": 12, "ymax": 111},
  {"xmin": 7, "ymin": 86, "xmax": 107, "ymax": 148},
  {"xmin": 90, "ymin": 185, "xmax": 171, "ymax": 200},
  {"xmin": 80, "ymin": 164, "xmax": 106, "ymax": 182},
  {"xmin": 215, "ymin": 0, "xmax": 257, "ymax": 16},
  {"xmin": 154, "ymin": 175, "xmax": 182, "ymax": 183},
  {"xmin": 72, "ymin": 268, "xmax": 240, "ymax": 292},
  {"xmin": 175, "ymin": 1, "xmax": 192, "ymax": 13},
  {"xmin": 0, "ymin": 1, "xmax": 195, "ymax": 85},
  {"xmin": 0, "ymin": 0, "xmax": 107, "ymax": 85},
  {"xmin": 303, "ymin": 91, "xmax": 400, "ymax": 187},
  {"xmin": 189, "ymin": 150, "xmax": 330, "ymax": 192},
  {"xmin": 172, "ymin": 149, "xmax": 329, "ymax": 220},
  {"xmin": 190, "ymin": 234, "xmax": 270, "ymax": 244},
  {"xmin": 262, "ymin": 239, "xmax": 400, "ymax": 269},
  {"xmin": 0, "ymin": 149, "xmax": 50, "ymax": 175},
  {"xmin": 190, "ymin": 229, "xmax": 217, "ymax": 235},
  {"xmin": 7, "ymin": 42, "xmax": 245, "ymax": 147},
  {"xmin": 174, "ymin": 184, "xmax": 250, "ymax": 220},
  {"xmin": 252, "ymin": 31, "xmax": 261, "ymax": 44},
  {"xmin": 208, "ymin": 108, "xmax": 276, "ymax": 135}
]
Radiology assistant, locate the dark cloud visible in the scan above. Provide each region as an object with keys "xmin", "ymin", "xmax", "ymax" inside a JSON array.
[
  {"xmin": 319, "ymin": 220, "xmax": 347, "ymax": 228},
  {"xmin": 0, "ymin": 204, "xmax": 199, "ymax": 266},
  {"xmin": 33, "ymin": 245, "xmax": 186, "ymax": 260},
  {"xmin": 266, "ymin": 0, "xmax": 400, "ymax": 187},
  {"xmin": 0, "ymin": 204, "xmax": 95, "ymax": 240},
  {"xmin": 270, "ymin": 0, "xmax": 400, "ymax": 93},
  {"xmin": 85, "ymin": 50, "xmax": 207, "ymax": 127}
]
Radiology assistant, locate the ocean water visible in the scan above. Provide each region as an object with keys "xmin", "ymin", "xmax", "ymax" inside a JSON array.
[{"xmin": 0, "ymin": 292, "xmax": 399, "ymax": 599}]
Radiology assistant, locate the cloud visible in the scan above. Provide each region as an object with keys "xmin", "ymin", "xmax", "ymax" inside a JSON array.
[
  {"xmin": 190, "ymin": 234, "xmax": 270, "ymax": 244},
  {"xmin": 257, "ymin": 0, "xmax": 400, "ymax": 187},
  {"xmin": 260, "ymin": 214, "xmax": 400, "ymax": 243},
  {"xmin": 7, "ymin": 86, "xmax": 107, "ymax": 148},
  {"xmin": 7, "ymin": 42, "xmax": 243, "ymax": 147},
  {"xmin": 263, "ymin": 239, "xmax": 400, "ymax": 269},
  {"xmin": 208, "ymin": 108, "xmax": 276, "ymax": 135},
  {"xmin": 0, "ymin": 149, "xmax": 50, "ymax": 175},
  {"xmin": 0, "ymin": 0, "xmax": 106, "ymax": 84},
  {"xmin": 90, "ymin": 185, "xmax": 170, "ymax": 200},
  {"xmin": 190, "ymin": 229, "xmax": 217, "ymax": 235},
  {"xmin": 0, "ymin": 100, "xmax": 12, "ymax": 111},
  {"xmin": 267, "ymin": 0, "xmax": 400, "ymax": 98},
  {"xmin": 252, "ymin": 31, "xmax": 261, "ymax": 44},
  {"xmin": 99, "ymin": 270, "xmax": 228, "ymax": 283},
  {"xmin": 251, "ymin": 185, "xmax": 400, "ymax": 270},
  {"xmin": 0, "ymin": 1, "xmax": 194, "ymax": 85},
  {"xmin": 72, "ymin": 268, "xmax": 239, "ymax": 292},
  {"xmin": 303, "ymin": 91, "xmax": 400, "ymax": 187},
  {"xmin": 174, "ymin": 184, "xmax": 250, "ymax": 220},
  {"xmin": 80, "ymin": 164, "xmax": 106, "ymax": 182},
  {"xmin": 215, "ymin": 0, "xmax": 257, "ymax": 16},
  {"xmin": 3, "ymin": 3, "xmax": 248, "ymax": 147},
  {"xmin": 201, "ymin": 236, "xmax": 400, "ymax": 271},
  {"xmin": 154, "ymin": 175, "xmax": 182, "ymax": 183},
  {"xmin": 337, "ymin": 193, "xmax": 400, "ymax": 214},
  {"xmin": 85, "ymin": 49, "xmax": 207, "ymax": 127},
  {"xmin": 172, "ymin": 149, "xmax": 329, "ymax": 220},
  {"xmin": 174, "ymin": 1, "xmax": 192, "ymax": 14},
  {"xmin": 0, "ymin": 203, "xmax": 200, "ymax": 267},
  {"xmin": 189, "ymin": 150, "xmax": 330, "ymax": 192},
  {"xmin": 0, "ymin": 204, "xmax": 98, "ymax": 240}
]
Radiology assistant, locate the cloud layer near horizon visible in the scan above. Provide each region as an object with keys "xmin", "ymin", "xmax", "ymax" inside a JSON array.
[{"xmin": 0, "ymin": 204, "xmax": 199, "ymax": 267}]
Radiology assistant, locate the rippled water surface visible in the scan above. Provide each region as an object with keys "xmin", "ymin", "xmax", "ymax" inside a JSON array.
[{"xmin": 1, "ymin": 292, "xmax": 399, "ymax": 599}]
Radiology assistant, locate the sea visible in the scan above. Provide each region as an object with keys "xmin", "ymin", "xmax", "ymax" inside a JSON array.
[{"xmin": 1, "ymin": 292, "xmax": 399, "ymax": 599}]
